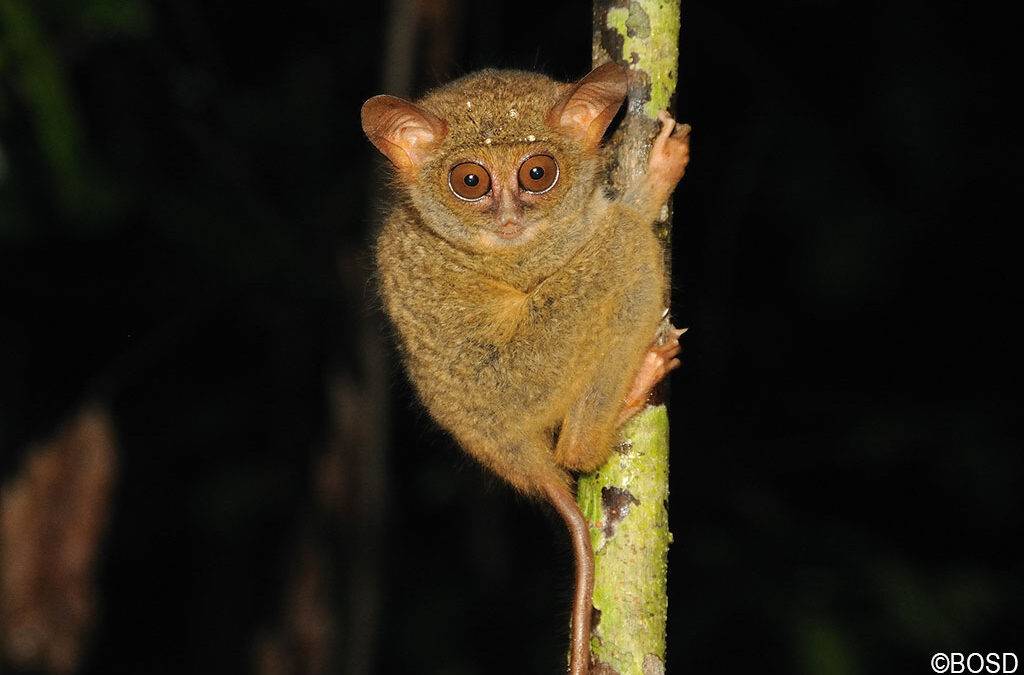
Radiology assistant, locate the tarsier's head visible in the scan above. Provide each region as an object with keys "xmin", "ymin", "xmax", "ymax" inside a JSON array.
[{"xmin": 361, "ymin": 64, "xmax": 627, "ymax": 253}]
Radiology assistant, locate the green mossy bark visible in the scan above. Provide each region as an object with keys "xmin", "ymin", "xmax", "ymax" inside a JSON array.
[
  {"xmin": 603, "ymin": 3, "xmax": 680, "ymax": 118},
  {"xmin": 578, "ymin": 406, "xmax": 671, "ymax": 674},
  {"xmin": 580, "ymin": 1, "xmax": 681, "ymax": 673}
]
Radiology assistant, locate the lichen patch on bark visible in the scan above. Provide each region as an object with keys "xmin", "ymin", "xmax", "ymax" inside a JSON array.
[
  {"xmin": 623, "ymin": 3, "xmax": 651, "ymax": 38},
  {"xmin": 596, "ymin": 7, "xmax": 625, "ymax": 67},
  {"xmin": 642, "ymin": 653, "xmax": 665, "ymax": 674}
]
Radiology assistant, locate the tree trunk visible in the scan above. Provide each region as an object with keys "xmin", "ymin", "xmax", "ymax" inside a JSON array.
[{"xmin": 578, "ymin": 2, "xmax": 681, "ymax": 674}]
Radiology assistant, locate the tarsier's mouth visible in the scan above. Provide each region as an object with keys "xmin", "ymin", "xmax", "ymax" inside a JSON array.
[{"xmin": 494, "ymin": 220, "xmax": 525, "ymax": 240}]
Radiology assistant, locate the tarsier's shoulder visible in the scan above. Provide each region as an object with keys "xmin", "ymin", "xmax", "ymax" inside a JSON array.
[
  {"xmin": 374, "ymin": 208, "xmax": 474, "ymax": 321},
  {"xmin": 374, "ymin": 208, "xmax": 429, "ymax": 305},
  {"xmin": 375, "ymin": 207, "xmax": 432, "ymax": 275}
]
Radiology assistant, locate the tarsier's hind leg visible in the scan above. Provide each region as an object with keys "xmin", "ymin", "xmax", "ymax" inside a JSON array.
[
  {"xmin": 553, "ymin": 315, "xmax": 684, "ymax": 472},
  {"xmin": 553, "ymin": 372, "xmax": 632, "ymax": 472}
]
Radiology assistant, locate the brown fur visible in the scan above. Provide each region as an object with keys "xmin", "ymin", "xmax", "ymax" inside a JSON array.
[
  {"xmin": 363, "ymin": 64, "xmax": 689, "ymax": 675},
  {"xmin": 368, "ymin": 67, "xmax": 667, "ymax": 494}
]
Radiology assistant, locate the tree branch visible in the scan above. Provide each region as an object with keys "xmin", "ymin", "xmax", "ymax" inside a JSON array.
[{"xmin": 578, "ymin": 2, "xmax": 681, "ymax": 673}]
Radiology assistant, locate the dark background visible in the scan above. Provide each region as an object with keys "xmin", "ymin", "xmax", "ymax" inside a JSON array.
[{"xmin": 1, "ymin": 1, "xmax": 1020, "ymax": 673}]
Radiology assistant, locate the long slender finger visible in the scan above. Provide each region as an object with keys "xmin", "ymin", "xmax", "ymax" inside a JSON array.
[
  {"xmin": 656, "ymin": 111, "xmax": 676, "ymax": 144},
  {"xmin": 655, "ymin": 342, "xmax": 682, "ymax": 359}
]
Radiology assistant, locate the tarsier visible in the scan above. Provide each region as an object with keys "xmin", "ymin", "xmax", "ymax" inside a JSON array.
[{"xmin": 361, "ymin": 63, "xmax": 689, "ymax": 674}]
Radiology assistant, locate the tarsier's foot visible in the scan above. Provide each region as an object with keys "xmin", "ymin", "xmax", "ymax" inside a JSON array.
[
  {"xmin": 648, "ymin": 111, "xmax": 691, "ymax": 204},
  {"xmin": 617, "ymin": 320, "xmax": 687, "ymax": 427}
]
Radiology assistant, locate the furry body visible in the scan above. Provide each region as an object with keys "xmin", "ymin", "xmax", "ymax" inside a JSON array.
[
  {"xmin": 363, "ymin": 65, "xmax": 688, "ymax": 675},
  {"xmin": 374, "ymin": 69, "xmax": 666, "ymax": 494}
]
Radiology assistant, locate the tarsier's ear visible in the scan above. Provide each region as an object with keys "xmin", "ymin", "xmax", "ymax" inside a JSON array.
[
  {"xmin": 361, "ymin": 95, "xmax": 448, "ymax": 173},
  {"xmin": 547, "ymin": 62, "xmax": 628, "ymax": 148}
]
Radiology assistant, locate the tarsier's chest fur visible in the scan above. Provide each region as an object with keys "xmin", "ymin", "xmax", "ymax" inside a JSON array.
[{"xmin": 376, "ymin": 194, "xmax": 665, "ymax": 487}]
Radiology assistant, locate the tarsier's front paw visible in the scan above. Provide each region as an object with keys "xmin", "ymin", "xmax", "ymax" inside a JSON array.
[
  {"xmin": 648, "ymin": 111, "xmax": 691, "ymax": 196},
  {"xmin": 617, "ymin": 320, "xmax": 687, "ymax": 426}
]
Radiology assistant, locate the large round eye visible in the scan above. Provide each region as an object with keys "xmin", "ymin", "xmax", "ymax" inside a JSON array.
[
  {"xmin": 518, "ymin": 155, "xmax": 558, "ymax": 194},
  {"xmin": 449, "ymin": 162, "xmax": 491, "ymax": 201}
]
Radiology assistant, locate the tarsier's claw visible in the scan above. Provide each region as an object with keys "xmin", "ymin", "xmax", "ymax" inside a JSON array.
[{"xmin": 656, "ymin": 325, "xmax": 688, "ymax": 346}]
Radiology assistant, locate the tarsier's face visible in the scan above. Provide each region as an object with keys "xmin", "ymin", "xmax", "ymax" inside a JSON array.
[
  {"xmin": 362, "ymin": 64, "xmax": 626, "ymax": 253},
  {"xmin": 446, "ymin": 150, "xmax": 560, "ymax": 239},
  {"xmin": 419, "ymin": 139, "xmax": 596, "ymax": 250}
]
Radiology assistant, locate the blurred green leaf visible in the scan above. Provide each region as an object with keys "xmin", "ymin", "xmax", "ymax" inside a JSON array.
[{"xmin": 0, "ymin": 0, "xmax": 127, "ymax": 230}]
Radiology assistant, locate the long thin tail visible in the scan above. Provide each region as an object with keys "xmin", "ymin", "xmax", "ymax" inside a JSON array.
[{"xmin": 541, "ymin": 477, "xmax": 595, "ymax": 675}]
